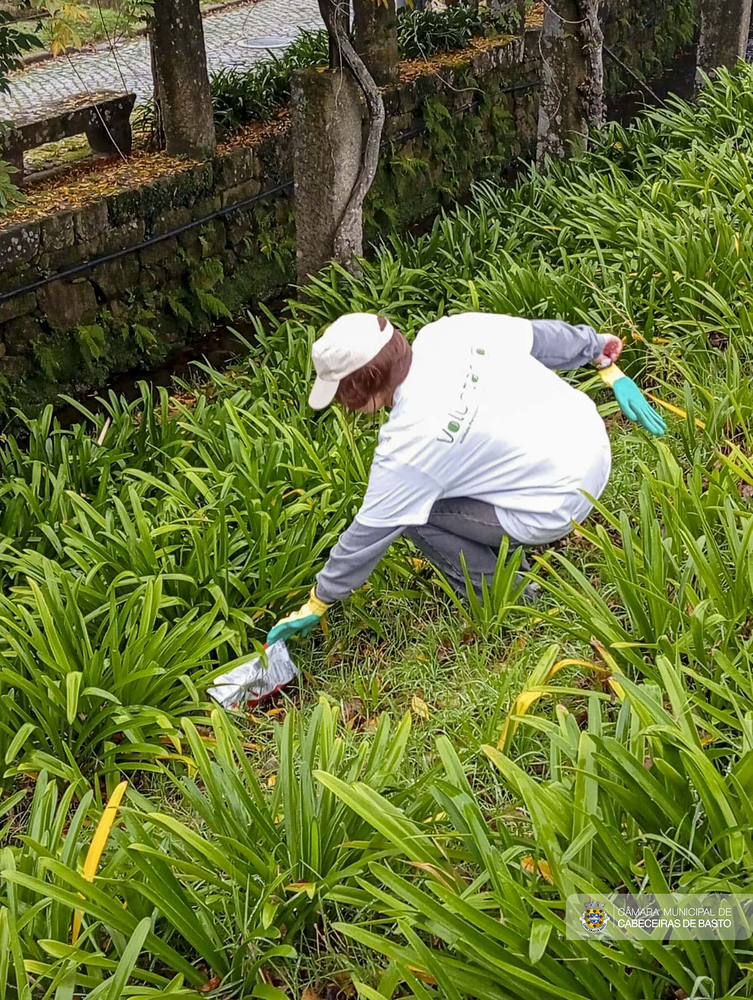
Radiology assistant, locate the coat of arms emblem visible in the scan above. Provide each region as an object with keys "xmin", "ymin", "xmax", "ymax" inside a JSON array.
[{"xmin": 581, "ymin": 901, "xmax": 609, "ymax": 934}]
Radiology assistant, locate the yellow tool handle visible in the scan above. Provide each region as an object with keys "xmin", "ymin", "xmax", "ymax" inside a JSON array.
[{"xmin": 597, "ymin": 363, "xmax": 625, "ymax": 387}]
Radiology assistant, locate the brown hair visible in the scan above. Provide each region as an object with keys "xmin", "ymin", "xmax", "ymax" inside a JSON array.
[{"xmin": 335, "ymin": 317, "xmax": 412, "ymax": 411}]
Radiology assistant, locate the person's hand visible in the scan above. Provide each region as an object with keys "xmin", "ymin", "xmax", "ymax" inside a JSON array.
[
  {"xmin": 594, "ymin": 334, "xmax": 624, "ymax": 368},
  {"xmin": 613, "ymin": 376, "xmax": 667, "ymax": 436},
  {"xmin": 266, "ymin": 587, "xmax": 331, "ymax": 645},
  {"xmin": 599, "ymin": 364, "xmax": 667, "ymax": 436}
]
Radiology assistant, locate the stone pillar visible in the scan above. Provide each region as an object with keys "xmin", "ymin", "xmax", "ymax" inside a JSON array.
[
  {"xmin": 536, "ymin": 0, "xmax": 603, "ymax": 166},
  {"xmin": 292, "ymin": 67, "xmax": 364, "ymax": 284},
  {"xmin": 697, "ymin": 0, "xmax": 752, "ymax": 81},
  {"xmin": 353, "ymin": 0, "xmax": 399, "ymax": 87}
]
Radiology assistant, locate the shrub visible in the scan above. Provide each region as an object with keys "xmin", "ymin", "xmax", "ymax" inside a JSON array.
[
  {"xmin": 0, "ymin": 772, "xmax": 201, "ymax": 998},
  {"xmin": 0, "ymin": 705, "xmax": 427, "ymax": 997},
  {"xmin": 322, "ymin": 659, "xmax": 753, "ymax": 999},
  {"xmin": 0, "ymin": 10, "xmax": 40, "ymax": 91},
  {"xmin": 397, "ymin": 2, "xmax": 521, "ymax": 60},
  {"xmin": 0, "ymin": 154, "xmax": 22, "ymax": 216},
  {"xmin": 209, "ymin": 5, "xmax": 520, "ymax": 135},
  {"xmin": 531, "ymin": 444, "xmax": 753, "ymax": 678},
  {"xmin": 211, "ymin": 30, "xmax": 329, "ymax": 135},
  {"xmin": 0, "ymin": 566, "xmax": 235, "ymax": 782}
]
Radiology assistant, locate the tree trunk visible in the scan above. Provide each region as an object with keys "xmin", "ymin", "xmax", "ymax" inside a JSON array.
[
  {"xmin": 697, "ymin": 0, "xmax": 752, "ymax": 83},
  {"xmin": 293, "ymin": 68, "xmax": 363, "ymax": 283},
  {"xmin": 149, "ymin": 0, "xmax": 216, "ymax": 159},
  {"xmin": 327, "ymin": 0, "xmax": 350, "ymax": 67},
  {"xmin": 314, "ymin": 0, "xmax": 386, "ymax": 272},
  {"xmin": 536, "ymin": 0, "xmax": 603, "ymax": 167},
  {"xmin": 353, "ymin": 0, "xmax": 399, "ymax": 87}
]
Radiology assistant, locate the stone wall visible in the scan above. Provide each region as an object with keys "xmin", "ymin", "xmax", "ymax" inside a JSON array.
[
  {"xmin": 603, "ymin": 0, "xmax": 699, "ymax": 95},
  {"xmin": 0, "ymin": 36, "xmax": 539, "ymax": 413},
  {"xmin": 0, "ymin": 132, "xmax": 297, "ymax": 412},
  {"xmin": 0, "ymin": 2, "xmax": 695, "ymax": 413}
]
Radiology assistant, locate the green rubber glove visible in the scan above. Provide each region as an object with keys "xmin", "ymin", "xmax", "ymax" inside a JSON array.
[
  {"xmin": 267, "ymin": 587, "xmax": 331, "ymax": 645},
  {"xmin": 599, "ymin": 364, "xmax": 667, "ymax": 437}
]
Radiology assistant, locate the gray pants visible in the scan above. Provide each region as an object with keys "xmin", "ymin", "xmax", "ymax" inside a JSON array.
[{"xmin": 403, "ymin": 497, "xmax": 529, "ymax": 600}]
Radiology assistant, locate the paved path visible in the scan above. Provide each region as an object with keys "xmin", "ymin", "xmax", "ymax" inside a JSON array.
[{"xmin": 0, "ymin": 0, "xmax": 323, "ymax": 117}]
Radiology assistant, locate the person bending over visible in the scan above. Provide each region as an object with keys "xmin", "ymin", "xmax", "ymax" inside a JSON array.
[{"xmin": 267, "ymin": 311, "xmax": 662, "ymax": 646}]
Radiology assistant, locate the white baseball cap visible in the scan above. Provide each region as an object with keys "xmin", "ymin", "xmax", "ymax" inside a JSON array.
[{"xmin": 308, "ymin": 313, "xmax": 394, "ymax": 409}]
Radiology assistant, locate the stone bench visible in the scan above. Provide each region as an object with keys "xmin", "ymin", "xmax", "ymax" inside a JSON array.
[{"xmin": 2, "ymin": 90, "xmax": 136, "ymax": 182}]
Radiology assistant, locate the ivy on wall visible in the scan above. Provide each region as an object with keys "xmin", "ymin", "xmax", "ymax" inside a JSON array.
[
  {"xmin": 604, "ymin": 0, "xmax": 699, "ymax": 96},
  {"xmin": 365, "ymin": 77, "xmax": 524, "ymax": 241}
]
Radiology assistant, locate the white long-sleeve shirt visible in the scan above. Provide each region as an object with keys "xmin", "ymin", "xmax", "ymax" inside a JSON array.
[{"xmin": 316, "ymin": 315, "xmax": 612, "ymax": 604}]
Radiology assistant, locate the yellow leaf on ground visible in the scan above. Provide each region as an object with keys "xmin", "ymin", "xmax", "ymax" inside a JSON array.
[
  {"xmin": 411, "ymin": 694, "xmax": 430, "ymax": 720},
  {"xmin": 521, "ymin": 856, "xmax": 553, "ymax": 883},
  {"xmin": 499, "ymin": 654, "xmax": 609, "ymax": 750},
  {"xmin": 609, "ymin": 677, "xmax": 626, "ymax": 701},
  {"xmin": 286, "ymin": 882, "xmax": 317, "ymax": 899}
]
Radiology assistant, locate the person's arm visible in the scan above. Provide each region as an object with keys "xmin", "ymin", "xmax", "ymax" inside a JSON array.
[
  {"xmin": 316, "ymin": 455, "xmax": 442, "ymax": 602},
  {"xmin": 266, "ymin": 520, "xmax": 405, "ymax": 644},
  {"xmin": 266, "ymin": 520, "xmax": 403, "ymax": 644},
  {"xmin": 267, "ymin": 458, "xmax": 439, "ymax": 643},
  {"xmin": 316, "ymin": 518, "xmax": 405, "ymax": 604},
  {"xmin": 531, "ymin": 319, "xmax": 621, "ymax": 370}
]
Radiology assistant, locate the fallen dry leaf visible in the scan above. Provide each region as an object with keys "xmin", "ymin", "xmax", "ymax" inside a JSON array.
[
  {"xmin": 521, "ymin": 856, "xmax": 553, "ymax": 883},
  {"xmin": 411, "ymin": 694, "xmax": 430, "ymax": 721}
]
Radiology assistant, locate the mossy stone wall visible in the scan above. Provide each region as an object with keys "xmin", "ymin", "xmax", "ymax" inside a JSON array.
[
  {"xmin": 0, "ymin": 1, "xmax": 698, "ymax": 413},
  {"xmin": 0, "ymin": 36, "xmax": 538, "ymax": 414},
  {"xmin": 602, "ymin": 0, "xmax": 699, "ymax": 95}
]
